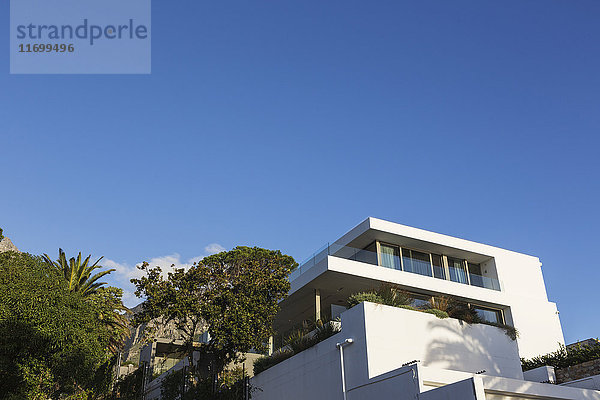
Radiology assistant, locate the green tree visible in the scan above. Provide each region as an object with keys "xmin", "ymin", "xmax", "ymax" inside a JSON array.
[
  {"xmin": 112, "ymin": 367, "xmax": 144, "ymax": 400},
  {"xmin": 43, "ymin": 248, "xmax": 115, "ymax": 296},
  {"xmin": 43, "ymin": 248, "xmax": 129, "ymax": 354},
  {"xmin": 88, "ymin": 286, "xmax": 131, "ymax": 354},
  {"xmin": 0, "ymin": 251, "xmax": 116, "ymax": 399},
  {"xmin": 132, "ymin": 246, "xmax": 296, "ymax": 390}
]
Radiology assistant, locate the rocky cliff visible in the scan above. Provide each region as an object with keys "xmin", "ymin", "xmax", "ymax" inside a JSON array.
[{"xmin": 0, "ymin": 236, "xmax": 20, "ymax": 253}]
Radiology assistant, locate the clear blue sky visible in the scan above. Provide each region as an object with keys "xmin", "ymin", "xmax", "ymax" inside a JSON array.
[{"xmin": 1, "ymin": 1, "xmax": 599, "ymax": 346}]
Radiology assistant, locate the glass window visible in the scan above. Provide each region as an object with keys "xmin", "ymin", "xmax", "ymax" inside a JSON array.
[
  {"xmin": 379, "ymin": 244, "xmax": 401, "ymax": 270},
  {"xmin": 447, "ymin": 257, "xmax": 468, "ymax": 284},
  {"xmin": 468, "ymin": 262, "xmax": 484, "ymax": 288},
  {"xmin": 432, "ymin": 254, "xmax": 445, "ymax": 279},
  {"xmin": 402, "ymin": 249, "xmax": 433, "ymax": 277},
  {"xmin": 410, "ymin": 293, "xmax": 431, "ymax": 309},
  {"xmin": 473, "ymin": 306, "xmax": 503, "ymax": 324}
]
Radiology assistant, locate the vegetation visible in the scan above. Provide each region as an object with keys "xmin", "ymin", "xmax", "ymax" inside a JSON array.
[
  {"xmin": 346, "ymin": 287, "xmax": 517, "ymax": 340},
  {"xmin": 0, "ymin": 251, "xmax": 122, "ymax": 399},
  {"xmin": 161, "ymin": 366, "xmax": 252, "ymax": 400},
  {"xmin": 132, "ymin": 246, "xmax": 296, "ymax": 395},
  {"xmin": 422, "ymin": 308, "xmax": 449, "ymax": 319},
  {"xmin": 347, "ymin": 284, "xmax": 412, "ymax": 309},
  {"xmin": 377, "ymin": 283, "xmax": 413, "ymax": 307},
  {"xmin": 112, "ymin": 367, "xmax": 144, "ymax": 399},
  {"xmin": 347, "ymin": 292, "xmax": 384, "ymax": 308},
  {"xmin": 43, "ymin": 248, "xmax": 115, "ymax": 297},
  {"xmin": 254, "ymin": 349, "xmax": 294, "ymax": 375},
  {"xmin": 521, "ymin": 341, "xmax": 600, "ymax": 371},
  {"xmin": 253, "ymin": 318, "xmax": 341, "ymax": 375}
]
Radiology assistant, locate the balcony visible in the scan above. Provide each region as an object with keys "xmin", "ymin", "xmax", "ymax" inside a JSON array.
[{"xmin": 290, "ymin": 243, "xmax": 501, "ymax": 291}]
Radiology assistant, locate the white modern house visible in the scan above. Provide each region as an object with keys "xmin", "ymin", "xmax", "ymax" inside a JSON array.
[{"xmin": 252, "ymin": 217, "xmax": 600, "ymax": 400}]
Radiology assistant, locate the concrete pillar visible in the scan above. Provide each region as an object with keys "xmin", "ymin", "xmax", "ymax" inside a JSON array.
[
  {"xmin": 315, "ymin": 288, "xmax": 321, "ymax": 321},
  {"xmin": 268, "ymin": 336, "xmax": 273, "ymax": 356}
]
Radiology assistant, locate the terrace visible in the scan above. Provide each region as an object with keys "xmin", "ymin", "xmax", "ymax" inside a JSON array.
[{"xmin": 290, "ymin": 242, "xmax": 501, "ymax": 292}]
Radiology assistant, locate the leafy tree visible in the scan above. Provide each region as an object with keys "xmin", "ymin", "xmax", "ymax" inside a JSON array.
[
  {"xmin": 0, "ymin": 227, "xmax": 4, "ymax": 242},
  {"xmin": 43, "ymin": 248, "xmax": 115, "ymax": 296},
  {"xmin": 132, "ymin": 246, "xmax": 296, "ymax": 392},
  {"xmin": 112, "ymin": 367, "xmax": 144, "ymax": 399},
  {"xmin": 0, "ymin": 251, "xmax": 116, "ymax": 399},
  {"xmin": 88, "ymin": 286, "xmax": 131, "ymax": 354},
  {"xmin": 43, "ymin": 248, "xmax": 129, "ymax": 354}
]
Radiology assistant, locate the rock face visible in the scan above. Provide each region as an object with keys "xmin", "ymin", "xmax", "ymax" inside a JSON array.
[{"xmin": 0, "ymin": 237, "xmax": 19, "ymax": 253}]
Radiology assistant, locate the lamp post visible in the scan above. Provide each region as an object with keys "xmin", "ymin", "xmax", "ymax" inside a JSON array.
[{"xmin": 336, "ymin": 338, "xmax": 354, "ymax": 400}]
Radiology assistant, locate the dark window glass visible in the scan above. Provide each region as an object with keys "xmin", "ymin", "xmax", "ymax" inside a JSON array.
[
  {"xmin": 468, "ymin": 263, "xmax": 484, "ymax": 287},
  {"xmin": 474, "ymin": 307, "xmax": 503, "ymax": 324},
  {"xmin": 410, "ymin": 293, "xmax": 431, "ymax": 309}
]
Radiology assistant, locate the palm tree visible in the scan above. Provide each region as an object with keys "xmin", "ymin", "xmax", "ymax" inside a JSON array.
[
  {"xmin": 44, "ymin": 249, "xmax": 130, "ymax": 354},
  {"xmin": 43, "ymin": 248, "xmax": 115, "ymax": 296}
]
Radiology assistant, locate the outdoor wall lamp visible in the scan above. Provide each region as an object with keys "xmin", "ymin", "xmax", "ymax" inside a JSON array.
[{"xmin": 336, "ymin": 338, "xmax": 354, "ymax": 400}]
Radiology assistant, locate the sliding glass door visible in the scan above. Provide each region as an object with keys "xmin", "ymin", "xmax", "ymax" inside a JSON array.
[
  {"xmin": 447, "ymin": 257, "xmax": 468, "ymax": 284},
  {"xmin": 379, "ymin": 244, "xmax": 401, "ymax": 270},
  {"xmin": 402, "ymin": 249, "xmax": 433, "ymax": 277}
]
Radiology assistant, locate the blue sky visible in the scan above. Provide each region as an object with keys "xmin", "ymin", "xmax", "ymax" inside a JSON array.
[{"xmin": 1, "ymin": 1, "xmax": 599, "ymax": 346}]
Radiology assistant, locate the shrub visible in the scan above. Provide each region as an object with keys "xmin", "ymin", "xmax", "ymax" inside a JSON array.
[
  {"xmin": 315, "ymin": 319, "xmax": 341, "ymax": 342},
  {"xmin": 347, "ymin": 292, "xmax": 384, "ymax": 308},
  {"xmin": 482, "ymin": 322, "xmax": 519, "ymax": 341},
  {"xmin": 521, "ymin": 341, "xmax": 600, "ymax": 371},
  {"xmin": 377, "ymin": 284, "xmax": 413, "ymax": 307},
  {"xmin": 253, "ymin": 349, "xmax": 294, "ymax": 375},
  {"xmin": 446, "ymin": 301, "xmax": 481, "ymax": 323},
  {"xmin": 422, "ymin": 309, "xmax": 449, "ymax": 319},
  {"xmin": 397, "ymin": 304, "xmax": 418, "ymax": 311},
  {"xmin": 426, "ymin": 296, "xmax": 451, "ymax": 312},
  {"xmin": 286, "ymin": 329, "xmax": 317, "ymax": 353},
  {"xmin": 253, "ymin": 320, "xmax": 341, "ymax": 375}
]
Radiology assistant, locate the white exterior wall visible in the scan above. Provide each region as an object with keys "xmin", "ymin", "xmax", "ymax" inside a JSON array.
[{"xmin": 362, "ymin": 302, "xmax": 523, "ymax": 379}]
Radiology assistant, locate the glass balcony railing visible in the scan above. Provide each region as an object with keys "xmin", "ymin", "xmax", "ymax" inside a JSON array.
[
  {"xmin": 290, "ymin": 243, "xmax": 501, "ymax": 291},
  {"xmin": 467, "ymin": 272, "xmax": 501, "ymax": 291}
]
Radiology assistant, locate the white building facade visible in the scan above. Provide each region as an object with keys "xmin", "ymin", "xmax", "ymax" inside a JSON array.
[{"xmin": 253, "ymin": 218, "xmax": 598, "ymax": 400}]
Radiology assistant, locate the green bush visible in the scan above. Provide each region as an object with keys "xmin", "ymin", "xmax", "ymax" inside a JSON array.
[
  {"xmin": 286, "ymin": 329, "xmax": 317, "ymax": 354},
  {"xmin": 422, "ymin": 309, "xmax": 449, "ymax": 319},
  {"xmin": 253, "ymin": 320, "xmax": 341, "ymax": 375},
  {"xmin": 446, "ymin": 301, "xmax": 481, "ymax": 323},
  {"xmin": 521, "ymin": 341, "xmax": 600, "ymax": 371},
  {"xmin": 482, "ymin": 322, "xmax": 519, "ymax": 341},
  {"xmin": 377, "ymin": 284, "xmax": 413, "ymax": 307},
  {"xmin": 347, "ymin": 292, "xmax": 384, "ymax": 308},
  {"xmin": 397, "ymin": 305, "xmax": 417, "ymax": 311},
  {"xmin": 253, "ymin": 349, "xmax": 294, "ymax": 375}
]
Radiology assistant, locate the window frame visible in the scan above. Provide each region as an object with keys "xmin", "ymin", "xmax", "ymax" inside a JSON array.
[
  {"xmin": 399, "ymin": 246, "xmax": 434, "ymax": 277},
  {"xmin": 376, "ymin": 241, "xmax": 402, "ymax": 270}
]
